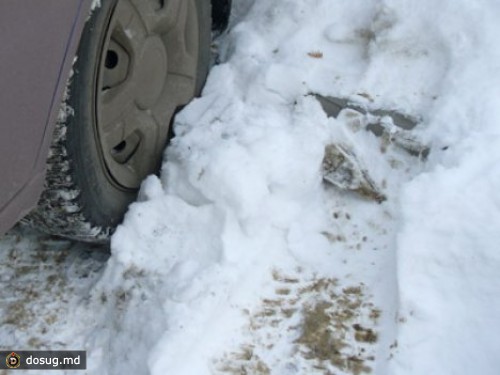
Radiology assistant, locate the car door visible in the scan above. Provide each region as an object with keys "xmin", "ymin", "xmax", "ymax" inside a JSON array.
[{"xmin": 0, "ymin": 0, "xmax": 92, "ymax": 231}]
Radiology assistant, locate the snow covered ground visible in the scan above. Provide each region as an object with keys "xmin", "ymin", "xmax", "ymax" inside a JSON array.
[
  {"xmin": 1, "ymin": 0, "xmax": 500, "ymax": 374},
  {"xmin": 0, "ymin": 227, "xmax": 108, "ymax": 370}
]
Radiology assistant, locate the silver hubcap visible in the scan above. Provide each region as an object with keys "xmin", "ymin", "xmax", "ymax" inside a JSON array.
[{"xmin": 96, "ymin": 0, "xmax": 200, "ymax": 189}]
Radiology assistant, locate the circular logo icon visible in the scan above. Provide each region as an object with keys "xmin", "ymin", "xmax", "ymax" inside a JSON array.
[{"xmin": 6, "ymin": 352, "xmax": 21, "ymax": 369}]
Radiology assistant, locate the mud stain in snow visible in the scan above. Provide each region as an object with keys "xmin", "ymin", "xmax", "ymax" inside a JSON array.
[
  {"xmin": 215, "ymin": 271, "xmax": 380, "ymax": 375},
  {"xmin": 0, "ymin": 226, "xmax": 108, "ymax": 352}
]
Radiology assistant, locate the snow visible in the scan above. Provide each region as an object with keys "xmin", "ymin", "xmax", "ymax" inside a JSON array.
[
  {"xmin": 90, "ymin": 0, "xmax": 101, "ymax": 11},
  {"xmin": 1, "ymin": 0, "xmax": 500, "ymax": 374}
]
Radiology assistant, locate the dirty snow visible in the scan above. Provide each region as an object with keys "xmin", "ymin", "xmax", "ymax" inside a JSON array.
[
  {"xmin": 1, "ymin": 0, "xmax": 500, "ymax": 374},
  {"xmin": 0, "ymin": 228, "xmax": 108, "ymax": 357}
]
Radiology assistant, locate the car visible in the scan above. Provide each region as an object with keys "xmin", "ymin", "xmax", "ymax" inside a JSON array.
[{"xmin": 0, "ymin": 0, "xmax": 231, "ymax": 242}]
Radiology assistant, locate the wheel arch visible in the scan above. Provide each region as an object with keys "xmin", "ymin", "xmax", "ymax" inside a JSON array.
[{"xmin": 211, "ymin": 0, "xmax": 232, "ymax": 31}]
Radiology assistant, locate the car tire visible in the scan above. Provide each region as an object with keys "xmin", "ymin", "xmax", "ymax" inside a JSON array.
[{"xmin": 25, "ymin": 0, "xmax": 211, "ymax": 243}]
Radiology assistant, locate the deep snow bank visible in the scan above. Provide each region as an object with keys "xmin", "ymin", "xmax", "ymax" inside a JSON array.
[
  {"xmin": 385, "ymin": 1, "xmax": 500, "ymax": 374},
  {"xmin": 83, "ymin": 0, "xmax": 500, "ymax": 374}
]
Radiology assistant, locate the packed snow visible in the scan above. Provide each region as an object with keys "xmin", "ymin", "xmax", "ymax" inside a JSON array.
[{"xmin": 1, "ymin": 0, "xmax": 500, "ymax": 374}]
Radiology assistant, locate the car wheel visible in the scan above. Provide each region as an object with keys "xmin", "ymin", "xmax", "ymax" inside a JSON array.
[{"xmin": 25, "ymin": 0, "xmax": 211, "ymax": 243}]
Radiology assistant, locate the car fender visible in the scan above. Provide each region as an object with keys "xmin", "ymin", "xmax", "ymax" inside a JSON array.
[{"xmin": 0, "ymin": 0, "xmax": 94, "ymax": 235}]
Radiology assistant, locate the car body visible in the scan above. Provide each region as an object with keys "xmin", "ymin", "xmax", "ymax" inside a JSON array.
[{"xmin": 0, "ymin": 0, "xmax": 230, "ymax": 237}]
